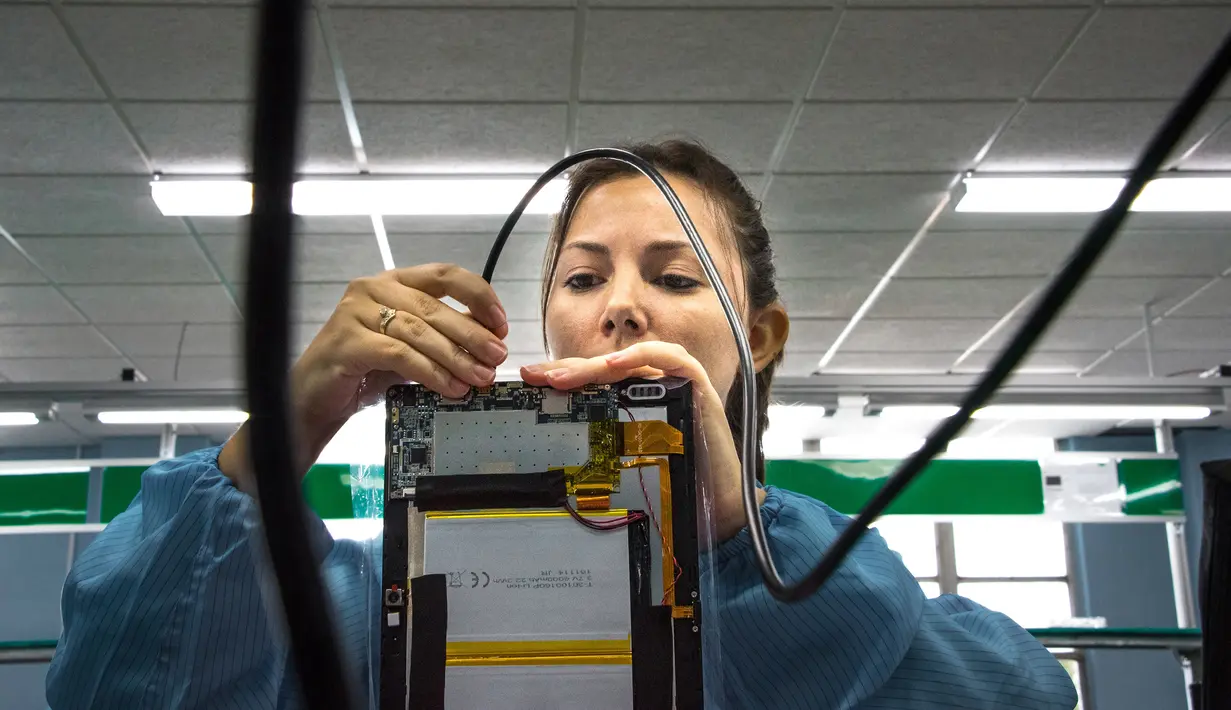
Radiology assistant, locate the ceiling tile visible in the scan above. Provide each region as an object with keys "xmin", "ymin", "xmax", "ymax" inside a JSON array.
[
  {"xmin": 1147, "ymin": 318, "xmax": 1231, "ymax": 351},
  {"xmin": 781, "ymin": 318, "xmax": 846, "ymax": 351},
  {"xmin": 355, "ymin": 103, "xmax": 566, "ymax": 173},
  {"xmin": 180, "ymin": 323, "xmax": 241, "ymax": 357},
  {"xmin": 980, "ymin": 101, "xmax": 1227, "ymax": 171},
  {"xmin": 0, "ymin": 325, "xmax": 116, "ymax": 358},
  {"xmin": 62, "ymin": 284, "xmax": 239, "ymax": 324},
  {"xmin": 1088, "ymin": 349, "xmax": 1227, "ymax": 378},
  {"xmin": 813, "ymin": 8, "xmax": 1087, "ymax": 100},
  {"xmin": 0, "ymin": 103, "xmax": 144, "ymax": 174},
  {"xmin": 0, "ymin": 177, "xmax": 185, "ymax": 235},
  {"xmin": 910, "ymin": 229, "xmax": 1231, "ymax": 281},
  {"xmin": 330, "ymin": 9, "xmax": 574, "ymax": 100},
  {"xmin": 1062, "ymin": 277, "xmax": 1213, "ymax": 317},
  {"xmin": 932, "ymin": 209, "xmax": 1104, "ymax": 233},
  {"xmin": 983, "ymin": 317, "xmax": 1145, "ymax": 352},
  {"xmin": 96, "ymin": 324, "xmax": 186, "ymax": 356},
  {"xmin": 840, "ymin": 318, "xmax": 999, "ymax": 352},
  {"xmin": 1170, "ymin": 277, "xmax": 1229, "ymax": 318},
  {"xmin": 1180, "ymin": 119, "xmax": 1231, "ymax": 169},
  {"xmin": 0, "ymin": 241, "xmax": 46, "ymax": 285},
  {"xmin": 820, "ymin": 351, "xmax": 961, "ymax": 374},
  {"xmin": 901, "ymin": 231, "xmax": 1078, "ymax": 278},
  {"xmin": 20, "ymin": 236, "xmax": 219, "ymax": 285},
  {"xmin": 0, "ymin": 357, "xmax": 129, "ymax": 382},
  {"xmin": 1038, "ymin": 7, "xmax": 1231, "ymax": 99},
  {"xmin": 771, "ymin": 232, "xmax": 913, "ymax": 279},
  {"xmin": 134, "ymin": 355, "xmax": 241, "ymax": 383},
  {"xmin": 850, "ymin": 0, "xmax": 1085, "ymax": 4},
  {"xmin": 871, "ymin": 277, "xmax": 1039, "ymax": 318},
  {"xmin": 126, "ymin": 102, "xmax": 356, "ymax": 174},
  {"xmin": 290, "ymin": 283, "xmax": 349, "ymax": 322},
  {"xmin": 583, "ymin": 9, "xmax": 834, "ymax": 101},
  {"xmin": 381, "ymin": 214, "xmax": 554, "ymax": 236},
  {"xmin": 387, "ymin": 232, "xmax": 548, "ymax": 280},
  {"xmin": 65, "ymin": 5, "xmax": 337, "ymax": 100},
  {"xmin": 575, "ymin": 103, "xmax": 792, "ymax": 173},
  {"xmin": 763, "ymin": 173, "xmax": 954, "ymax": 231},
  {"xmin": 0, "ymin": 6, "xmax": 102, "ymax": 99},
  {"xmin": 493, "ymin": 281, "xmax": 542, "ymax": 321},
  {"xmin": 188, "ymin": 215, "xmax": 375, "ymax": 235},
  {"xmin": 202, "ymin": 234, "xmax": 384, "ymax": 283},
  {"xmin": 783, "ymin": 102, "xmax": 1014, "ymax": 172},
  {"xmin": 776, "ymin": 279, "xmax": 876, "ymax": 318},
  {"xmin": 1095, "ymin": 231, "xmax": 1231, "ymax": 278},
  {"xmin": 953, "ymin": 350, "xmax": 1103, "ymax": 375},
  {"xmin": 0, "ymin": 286, "xmax": 86, "ymax": 325}
]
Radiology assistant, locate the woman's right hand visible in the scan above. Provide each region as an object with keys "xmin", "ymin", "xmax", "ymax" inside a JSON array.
[{"xmin": 219, "ymin": 263, "xmax": 508, "ymax": 486}]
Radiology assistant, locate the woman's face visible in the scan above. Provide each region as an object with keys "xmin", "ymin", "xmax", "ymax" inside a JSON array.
[{"xmin": 544, "ymin": 174, "xmax": 749, "ymax": 401}]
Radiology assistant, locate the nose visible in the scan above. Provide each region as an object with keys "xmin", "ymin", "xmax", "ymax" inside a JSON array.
[{"xmin": 600, "ymin": 271, "xmax": 648, "ymax": 340}]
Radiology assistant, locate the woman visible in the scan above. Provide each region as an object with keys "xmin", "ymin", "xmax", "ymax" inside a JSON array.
[{"xmin": 47, "ymin": 141, "xmax": 1077, "ymax": 709}]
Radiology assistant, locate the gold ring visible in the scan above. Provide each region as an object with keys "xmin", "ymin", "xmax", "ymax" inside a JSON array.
[{"xmin": 379, "ymin": 305, "xmax": 396, "ymax": 335}]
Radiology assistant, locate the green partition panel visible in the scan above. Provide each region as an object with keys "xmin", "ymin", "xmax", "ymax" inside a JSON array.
[
  {"xmin": 765, "ymin": 459, "xmax": 1045, "ymax": 515},
  {"xmin": 101, "ymin": 463, "xmax": 362, "ymax": 523},
  {"xmin": 0, "ymin": 472, "xmax": 89, "ymax": 526},
  {"xmin": 1119, "ymin": 458, "xmax": 1184, "ymax": 517},
  {"xmin": 101, "ymin": 466, "xmax": 145, "ymax": 523}
]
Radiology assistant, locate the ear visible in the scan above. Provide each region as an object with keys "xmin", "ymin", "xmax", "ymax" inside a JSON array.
[{"xmin": 748, "ymin": 301, "xmax": 789, "ymax": 373}]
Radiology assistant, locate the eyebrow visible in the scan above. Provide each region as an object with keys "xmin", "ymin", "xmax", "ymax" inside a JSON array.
[{"xmin": 563, "ymin": 239, "xmax": 693, "ymax": 257}]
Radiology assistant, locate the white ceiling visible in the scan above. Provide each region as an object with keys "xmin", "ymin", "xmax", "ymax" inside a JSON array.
[{"xmin": 0, "ymin": 0, "xmax": 1228, "ymax": 403}]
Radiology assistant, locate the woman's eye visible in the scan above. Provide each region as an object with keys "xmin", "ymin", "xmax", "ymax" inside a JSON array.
[
  {"xmin": 563, "ymin": 273, "xmax": 601, "ymax": 291},
  {"xmin": 655, "ymin": 273, "xmax": 702, "ymax": 291}
]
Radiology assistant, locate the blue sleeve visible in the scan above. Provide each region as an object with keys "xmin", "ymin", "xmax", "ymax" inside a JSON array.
[
  {"xmin": 710, "ymin": 488, "xmax": 1078, "ymax": 710},
  {"xmin": 46, "ymin": 447, "xmax": 379, "ymax": 710}
]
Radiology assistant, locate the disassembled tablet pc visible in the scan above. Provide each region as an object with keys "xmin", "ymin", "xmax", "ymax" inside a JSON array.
[{"xmin": 381, "ymin": 379, "xmax": 703, "ymax": 709}]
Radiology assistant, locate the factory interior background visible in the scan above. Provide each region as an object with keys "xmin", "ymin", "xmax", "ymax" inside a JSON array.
[{"xmin": 1, "ymin": 0, "xmax": 1230, "ymax": 708}]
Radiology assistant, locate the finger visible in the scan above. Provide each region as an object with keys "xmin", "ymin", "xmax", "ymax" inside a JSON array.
[
  {"xmin": 604, "ymin": 342, "xmax": 712, "ymax": 386},
  {"xmin": 389, "ymin": 263, "xmax": 507, "ymax": 331},
  {"xmin": 365, "ymin": 280, "xmax": 508, "ymax": 368},
  {"xmin": 382, "ymin": 310, "xmax": 497, "ymax": 387},
  {"xmin": 460, "ymin": 308, "xmax": 510, "ymax": 340},
  {"xmin": 520, "ymin": 358, "xmax": 591, "ymax": 387},
  {"xmin": 351, "ymin": 329, "xmax": 471, "ymax": 399}
]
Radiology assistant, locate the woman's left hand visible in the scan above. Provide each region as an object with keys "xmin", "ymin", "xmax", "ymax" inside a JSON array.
[{"xmin": 521, "ymin": 341, "xmax": 764, "ymax": 541}]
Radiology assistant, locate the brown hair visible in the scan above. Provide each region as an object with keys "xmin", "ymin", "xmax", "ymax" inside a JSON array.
[{"xmin": 539, "ymin": 140, "xmax": 785, "ymax": 480}]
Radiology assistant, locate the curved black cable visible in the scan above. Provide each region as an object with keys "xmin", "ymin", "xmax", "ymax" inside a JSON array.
[
  {"xmin": 484, "ymin": 30, "xmax": 1231, "ymax": 603},
  {"xmin": 244, "ymin": 0, "xmax": 355, "ymax": 706}
]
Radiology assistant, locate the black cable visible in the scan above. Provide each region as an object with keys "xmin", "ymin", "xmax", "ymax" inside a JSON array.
[
  {"xmin": 484, "ymin": 29, "xmax": 1231, "ymax": 603},
  {"xmin": 243, "ymin": 0, "xmax": 355, "ymax": 706}
]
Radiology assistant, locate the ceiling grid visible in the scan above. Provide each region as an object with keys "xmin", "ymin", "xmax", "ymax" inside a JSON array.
[{"xmin": 0, "ymin": 0, "xmax": 1226, "ymax": 396}]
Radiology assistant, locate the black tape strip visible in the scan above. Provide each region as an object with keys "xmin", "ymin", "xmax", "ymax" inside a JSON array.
[
  {"xmin": 667, "ymin": 382, "xmax": 705, "ymax": 710},
  {"xmin": 408, "ymin": 574, "xmax": 447, "ymax": 710},
  {"xmin": 633, "ymin": 606, "xmax": 674, "ymax": 709},
  {"xmin": 1200, "ymin": 458, "xmax": 1231, "ymax": 710},
  {"xmin": 379, "ymin": 497, "xmax": 409, "ymax": 710},
  {"xmin": 413, "ymin": 471, "xmax": 566, "ymax": 511},
  {"xmin": 628, "ymin": 517, "xmax": 672, "ymax": 709}
]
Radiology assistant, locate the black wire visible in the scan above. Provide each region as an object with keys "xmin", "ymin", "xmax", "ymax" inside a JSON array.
[
  {"xmin": 243, "ymin": 0, "xmax": 355, "ymax": 706},
  {"xmin": 483, "ymin": 29, "xmax": 1231, "ymax": 603}
]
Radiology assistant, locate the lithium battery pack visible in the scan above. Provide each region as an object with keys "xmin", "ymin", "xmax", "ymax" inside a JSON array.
[{"xmin": 380, "ymin": 380, "xmax": 703, "ymax": 710}]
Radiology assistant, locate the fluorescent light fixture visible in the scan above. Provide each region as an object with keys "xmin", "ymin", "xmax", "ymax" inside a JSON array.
[
  {"xmin": 879, "ymin": 405, "xmax": 959, "ymax": 420},
  {"xmin": 819, "ymin": 437, "xmax": 925, "ymax": 458},
  {"xmin": 0, "ymin": 412, "xmax": 39, "ymax": 426},
  {"xmin": 972, "ymin": 405, "xmax": 1211, "ymax": 421},
  {"xmin": 0, "ymin": 463, "xmax": 92, "ymax": 475},
  {"xmin": 956, "ymin": 176, "xmax": 1231, "ymax": 213},
  {"xmin": 947, "ymin": 437, "xmax": 1055, "ymax": 458},
  {"xmin": 151, "ymin": 178, "xmax": 569, "ymax": 217},
  {"xmin": 97, "ymin": 409, "xmax": 250, "ymax": 425},
  {"xmin": 763, "ymin": 405, "xmax": 829, "ymax": 458},
  {"xmin": 1134, "ymin": 177, "xmax": 1231, "ymax": 212}
]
